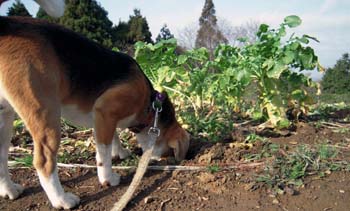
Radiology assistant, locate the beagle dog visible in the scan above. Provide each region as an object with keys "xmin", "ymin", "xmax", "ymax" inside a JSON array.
[{"xmin": 0, "ymin": 16, "xmax": 190, "ymax": 209}]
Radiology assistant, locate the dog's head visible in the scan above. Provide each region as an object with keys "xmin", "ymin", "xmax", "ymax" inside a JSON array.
[
  {"xmin": 157, "ymin": 92, "xmax": 190, "ymax": 161},
  {"xmin": 135, "ymin": 91, "xmax": 190, "ymax": 161}
]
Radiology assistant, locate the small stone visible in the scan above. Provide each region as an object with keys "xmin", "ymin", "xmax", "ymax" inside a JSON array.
[
  {"xmin": 272, "ymin": 199, "xmax": 279, "ymax": 204},
  {"xmin": 235, "ymin": 173, "xmax": 243, "ymax": 178},
  {"xmin": 202, "ymin": 197, "xmax": 209, "ymax": 201},
  {"xmin": 269, "ymin": 194, "xmax": 276, "ymax": 198},
  {"xmin": 285, "ymin": 186, "xmax": 296, "ymax": 196},
  {"xmin": 339, "ymin": 190, "xmax": 345, "ymax": 193}
]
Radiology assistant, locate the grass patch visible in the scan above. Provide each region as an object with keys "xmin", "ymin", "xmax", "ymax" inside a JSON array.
[
  {"xmin": 256, "ymin": 143, "xmax": 346, "ymax": 188},
  {"xmin": 118, "ymin": 153, "xmax": 139, "ymax": 166},
  {"xmin": 207, "ymin": 164, "xmax": 220, "ymax": 173},
  {"xmin": 57, "ymin": 150, "xmax": 92, "ymax": 164},
  {"xmin": 13, "ymin": 155, "xmax": 33, "ymax": 167}
]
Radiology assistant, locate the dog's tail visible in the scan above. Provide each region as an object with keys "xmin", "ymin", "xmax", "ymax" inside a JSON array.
[
  {"xmin": 34, "ymin": 0, "xmax": 65, "ymax": 18},
  {"xmin": 0, "ymin": 0, "xmax": 65, "ymax": 18},
  {"xmin": 0, "ymin": 0, "xmax": 7, "ymax": 7}
]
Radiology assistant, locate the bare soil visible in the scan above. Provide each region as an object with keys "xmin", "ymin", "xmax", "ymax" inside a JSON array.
[{"xmin": 1, "ymin": 120, "xmax": 350, "ymax": 211}]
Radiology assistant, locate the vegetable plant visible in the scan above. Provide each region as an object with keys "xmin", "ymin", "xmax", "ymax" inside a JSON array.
[{"xmin": 134, "ymin": 15, "xmax": 322, "ymax": 140}]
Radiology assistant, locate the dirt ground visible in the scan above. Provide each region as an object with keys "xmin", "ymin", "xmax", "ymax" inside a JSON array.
[{"xmin": 1, "ymin": 119, "xmax": 350, "ymax": 210}]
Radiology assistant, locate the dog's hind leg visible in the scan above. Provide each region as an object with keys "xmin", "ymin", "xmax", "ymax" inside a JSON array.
[
  {"xmin": 0, "ymin": 65, "xmax": 79, "ymax": 209},
  {"xmin": 4, "ymin": 89, "xmax": 79, "ymax": 209},
  {"xmin": 0, "ymin": 96, "xmax": 24, "ymax": 200},
  {"xmin": 31, "ymin": 108, "xmax": 80, "ymax": 209}
]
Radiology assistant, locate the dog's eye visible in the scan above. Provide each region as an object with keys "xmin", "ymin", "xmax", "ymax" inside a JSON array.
[{"xmin": 0, "ymin": 104, "xmax": 4, "ymax": 110}]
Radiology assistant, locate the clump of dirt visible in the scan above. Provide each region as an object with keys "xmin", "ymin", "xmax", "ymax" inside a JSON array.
[{"xmin": 1, "ymin": 121, "xmax": 350, "ymax": 211}]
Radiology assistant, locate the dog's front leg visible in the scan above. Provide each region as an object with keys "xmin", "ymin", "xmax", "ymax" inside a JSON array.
[
  {"xmin": 95, "ymin": 142, "xmax": 120, "ymax": 186},
  {"xmin": 94, "ymin": 109, "xmax": 120, "ymax": 186},
  {"xmin": 112, "ymin": 133, "xmax": 131, "ymax": 160}
]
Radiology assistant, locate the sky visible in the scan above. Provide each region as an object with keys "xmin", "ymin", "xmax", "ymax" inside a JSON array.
[{"xmin": 1, "ymin": 0, "xmax": 350, "ymax": 81}]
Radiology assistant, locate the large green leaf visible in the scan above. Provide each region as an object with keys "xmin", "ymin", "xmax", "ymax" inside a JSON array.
[
  {"xmin": 263, "ymin": 59, "xmax": 275, "ymax": 70},
  {"xmin": 299, "ymin": 47, "xmax": 315, "ymax": 69},
  {"xmin": 257, "ymin": 24, "xmax": 269, "ymax": 37},
  {"xmin": 284, "ymin": 15, "xmax": 302, "ymax": 28},
  {"xmin": 297, "ymin": 36, "xmax": 309, "ymax": 44},
  {"xmin": 267, "ymin": 62, "xmax": 288, "ymax": 79},
  {"xmin": 177, "ymin": 55, "xmax": 188, "ymax": 65},
  {"xmin": 291, "ymin": 89, "xmax": 306, "ymax": 101},
  {"xmin": 282, "ymin": 51, "xmax": 295, "ymax": 64}
]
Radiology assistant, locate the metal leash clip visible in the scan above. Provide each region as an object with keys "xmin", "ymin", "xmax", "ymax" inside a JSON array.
[
  {"xmin": 148, "ymin": 126, "xmax": 160, "ymax": 137},
  {"xmin": 148, "ymin": 102, "xmax": 161, "ymax": 137}
]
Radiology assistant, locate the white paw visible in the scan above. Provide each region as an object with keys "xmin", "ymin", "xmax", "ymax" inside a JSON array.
[
  {"xmin": 109, "ymin": 173, "xmax": 121, "ymax": 186},
  {"xmin": 100, "ymin": 172, "xmax": 120, "ymax": 187},
  {"xmin": 51, "ymin": 192, "xmax": 80, "ymax": 209},
  {"xmin": 0, "ymin": 182, "xmax": 24, "ymax": 200}
]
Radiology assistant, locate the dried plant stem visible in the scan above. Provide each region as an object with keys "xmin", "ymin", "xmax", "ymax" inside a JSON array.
[
  {"xmin": 321, "ymin": 121, "xmax": 350, "ymax": 128},
  {"xmin": 9, "ymin": 161, "xmax": 265, "ymax": 171},
  {"xmin": 57, "ymin": 161, "xmax": 265, "ymax": 171}
]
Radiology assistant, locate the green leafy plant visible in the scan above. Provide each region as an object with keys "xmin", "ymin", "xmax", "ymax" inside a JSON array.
[
  {"xmin": 134, "ymin": 15, "xmax": 322, "ymax": 140},
  {"xmin": 235, "ymin": 15, "xmax": 320, "ymax": 128}
]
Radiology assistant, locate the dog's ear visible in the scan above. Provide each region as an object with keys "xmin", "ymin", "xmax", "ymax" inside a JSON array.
[{"xmin": 168, "ymin": 130, "xmax": 190, "ymax": 161}]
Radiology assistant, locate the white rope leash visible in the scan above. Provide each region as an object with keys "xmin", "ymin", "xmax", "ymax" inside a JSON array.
[{"xmin": 110, "ymin": 100, "xmax": 163, "ymax": 211}]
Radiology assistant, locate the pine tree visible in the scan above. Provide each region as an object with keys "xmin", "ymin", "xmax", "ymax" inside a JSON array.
[
  {"xmin": 127, "ymin": 9, "xmax": 153, "ymax": 44},
  {"xmin": 321, "ymin": 53, "xmax": 350, "ymax": 94},
  {"xmin": 195, "ymin": 0, "xmax": 227, "ymax": 53},
  {"xmin": 7, "ymin": 0, "xmax": 31, "ymax": 17},
  {"xmin": 156, "ymin": 24, "xmax": 174, "ymax": 42},
  {"xmin": 111, "ymin": 20, "xmax": 130, "ymax": 51},
  {"xmin": 59, "ymin": 0, "xmax": 113, "ymax": 48}
]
